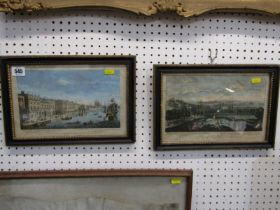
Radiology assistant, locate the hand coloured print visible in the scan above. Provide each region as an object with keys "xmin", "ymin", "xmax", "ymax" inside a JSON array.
[
  {"xmin": 154, "ymin": 65, "xmax": 278, "ymax": 150},
  {"xmin": 1, "ymin": 56, "xmax": 135, "ymax": 145}
]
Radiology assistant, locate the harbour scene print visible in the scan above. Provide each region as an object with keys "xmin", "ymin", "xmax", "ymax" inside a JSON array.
[
  {"xmin": 165, "ymin": 74, "xmax": 268, "ymax": 133},
  {"xmin": 16, "ymin": 68, "xmax": 121, "ymax": 129}
]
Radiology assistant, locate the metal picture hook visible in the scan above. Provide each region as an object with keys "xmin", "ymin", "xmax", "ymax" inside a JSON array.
[{"xmin": 208, "ymin": 49, "xmax": 218, "ymax": 64}]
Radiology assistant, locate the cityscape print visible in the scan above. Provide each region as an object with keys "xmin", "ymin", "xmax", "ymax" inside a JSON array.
[
  {"xmin": 16, "ymin": 69, "xmax": 121, "ymax": 129},
  {"xmin": 165, "ymin": 74, "xmax": 267, "ymax": 132}
]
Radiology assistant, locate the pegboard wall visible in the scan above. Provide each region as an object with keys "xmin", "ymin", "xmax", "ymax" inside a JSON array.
[{"xmin": 0, "ymin": 10, "xmax": 280, "ymax": 210}]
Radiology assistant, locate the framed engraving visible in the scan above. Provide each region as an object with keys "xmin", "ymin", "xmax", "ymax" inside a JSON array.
[
  {"xmin": 154, "ymin": 65, "xmax": 279, "ymax": 150},
  {"xmin": 0, "ymin": 56, "xmax": 135, "ymax": 145},
  {"xmin": 0, "ymin": 169, "xmax": 193, "ymax": 210},
  {"xmin": 0, "ymin": 0, "xmax": 279, "ymax": 18}
]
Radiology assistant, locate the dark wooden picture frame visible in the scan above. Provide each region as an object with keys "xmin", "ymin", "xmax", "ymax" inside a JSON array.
[
  {"xmin": 0, "ymin": 56, "xmax": 135, "ymax": 146},
  {"xmin": 154, "ymin": 65, "xmax": 279, "ymax": 150},
  {"xmin": 0, "ymin": 169, "xmax": 193, "ymax": 210}
]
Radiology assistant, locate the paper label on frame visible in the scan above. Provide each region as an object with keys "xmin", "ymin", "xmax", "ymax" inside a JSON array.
[
  {"xmin": 251, "ymin": 77, "xmax": 262, "ymax": 84},
  {"xmin": 11, "ymin": 67, "xmax": 26, "ymax": 76},
  {"xmin": 170, "ymin": 178, "xmax": 182, "ymax": 185},
  {"xmin": 104, "ymin": 69, "xmax": 115, "ymax": 75}
]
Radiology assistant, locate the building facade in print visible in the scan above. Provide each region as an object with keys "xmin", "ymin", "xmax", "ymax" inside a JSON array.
[
  {"xmin": 18, "ymin": 91, "xmax": 56, "ymax": 124},
  {"xmin": 55, "ymin": 100, "xmax": 80, "ymax": 117},
  {"xmin": 18, "ymin": 91, "xmax": 89, "ymax": 127}
]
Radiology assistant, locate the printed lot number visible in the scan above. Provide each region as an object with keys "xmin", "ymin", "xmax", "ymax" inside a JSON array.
[{"xmin": 11, "ymin": 67, "xmax": 25, "ymax": 76}]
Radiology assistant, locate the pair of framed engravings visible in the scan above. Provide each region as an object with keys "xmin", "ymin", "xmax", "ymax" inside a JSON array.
[{"xmin": 1, "ymin": 56, "xmax": 279, "ymax": 150}]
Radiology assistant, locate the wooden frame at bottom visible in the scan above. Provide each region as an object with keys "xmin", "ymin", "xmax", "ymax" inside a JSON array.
[{"xmin": 0, "ymin": 169, "xmax": 193, "ymax": 210}]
